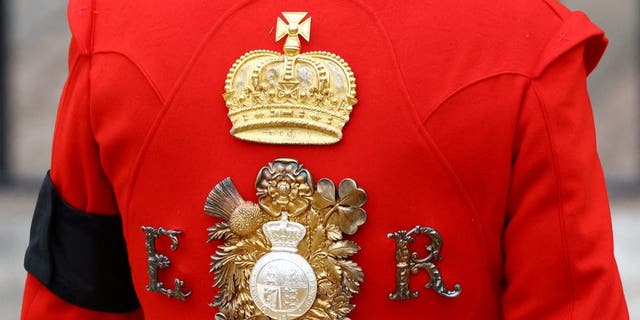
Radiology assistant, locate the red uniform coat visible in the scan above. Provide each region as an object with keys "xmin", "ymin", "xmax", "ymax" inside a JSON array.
[{"xmin": 22, "ymin": 0, "xmax": 628, "ymax": 319}]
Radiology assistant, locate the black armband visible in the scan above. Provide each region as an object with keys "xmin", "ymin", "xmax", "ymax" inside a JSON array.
[{"xmin": 24, "ymin": 172, "xmax": 140, "ymax": 312}]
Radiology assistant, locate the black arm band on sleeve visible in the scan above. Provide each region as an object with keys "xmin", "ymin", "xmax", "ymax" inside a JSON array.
[{"xmin": 24, "ymin": 171, "xmax": 140, "ymax": 313}]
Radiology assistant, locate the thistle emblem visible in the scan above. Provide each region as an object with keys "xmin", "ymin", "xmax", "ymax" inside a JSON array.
[
  {"xmin": 205, "ymin": 159, "xmax": 367, "ymax": 319},
  {"xmin": 223, "ymin": 13, "xmax": 358, "ymax": 145}
]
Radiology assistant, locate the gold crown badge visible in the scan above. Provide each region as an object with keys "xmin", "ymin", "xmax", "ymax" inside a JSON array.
[{"xmin": 223, "ymin": 12, "xmax": 357, "ymax": 145}]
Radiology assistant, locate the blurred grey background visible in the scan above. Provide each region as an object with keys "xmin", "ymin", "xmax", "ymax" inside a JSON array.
[{"xmin": 0, "ymin": 0, "xmax": 638, "ymax": 319}]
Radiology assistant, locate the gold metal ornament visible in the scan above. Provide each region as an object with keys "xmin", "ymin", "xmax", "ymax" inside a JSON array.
[
  {"xmin": 223, "ymin": 12, "xmax": 358, "ymax": 145},
  {"xmin": 205, "ymin": 159, "xmax": 367, "ymax": 319},
  {"xmin": 387, "ymin": 226, "xmax": 461, "ymax": 300},
  {"xmin": 141, "ymin": 226, "xmax": 191, "ymax": 301}
]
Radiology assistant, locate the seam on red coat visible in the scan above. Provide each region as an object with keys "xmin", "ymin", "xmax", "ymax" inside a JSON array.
[
  {"xmin": 85, "ymin": 0, "xmax": 119, "ymax": 210},
  {"xmin": 90, "ymin": 0, "xmax": 96, "ymax": 53},
  {"xmin": 162, "ymin": 0, "xmax": 256, "ymax": 108},
  {"xmin": 530, "ymin": 81, "xmax": 576, "ymax": 319},
  {"xmin": 85, "ymin": 47, "xmax": 117, "ymax": 212},
  {"xmin": 87, "ymin": 50, "xmax": 98, "ymax": 180},
  {"xmin": 122, "ymin": 0, "xmax": 255, "ymax": 220},
  {"xmin": 540, "ymin": 0, "xmax": 568, "ymax": 21},
  {"xmin": 60, "ymin": 54, "xmax": 115, "ymax": 213},
  {"xmin": 422, "ymin": 71, "xmax": 533, "ymax": 125},
  {"xmin": 89, "ymin": 51, "xmax": 166, "ymax": 216},
  {"xmin": 50, "ymin": 54, "xmax": 84, "ymax": 171},
  {"xmin": 348, "ymin": 0, "xmax": 493, "ymax": 304},
  {"xmin": 91, "ymin": 51, "xmax": 166, "ymax": 104},
  {"xmin": 510, "ymin": 78, "xmax": 536, "ymax": 165},
  {"xmin": 348, "ymin": 0, "xmax": 485, "ymax": 220}
]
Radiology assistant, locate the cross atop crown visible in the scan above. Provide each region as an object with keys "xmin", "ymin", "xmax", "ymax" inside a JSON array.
[{"xmin": 276, "ymin": 12, "xmax": 311, "ymax": 55}]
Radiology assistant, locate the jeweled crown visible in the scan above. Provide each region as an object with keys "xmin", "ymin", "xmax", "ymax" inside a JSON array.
[
  {"xmin": 262, "ymin": 214, "xmax": 306, "ymax": 252},
  {"xmin": 223, "ymin": 12, "xmax": 357, "ymax": 145}
]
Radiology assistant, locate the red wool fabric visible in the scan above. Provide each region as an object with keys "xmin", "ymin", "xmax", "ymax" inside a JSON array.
[{"xmin": 22, "ymin": 0, "xmax": 628, "ymax": 319}]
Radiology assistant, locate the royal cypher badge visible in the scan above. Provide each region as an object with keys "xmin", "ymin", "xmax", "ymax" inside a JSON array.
[
  {"xmin": 205, "ymin": 158, "xmax": 367, "ymax": 320},
  {"xmin": 222, "ymin": 12, "xmax": 357, "ymax": 145}
]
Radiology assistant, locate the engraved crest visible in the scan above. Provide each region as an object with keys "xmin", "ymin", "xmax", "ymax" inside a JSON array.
[
  {"xmin": 250, "ymin": 215, "xmax": 317, "ymax": 319},
  {"xmin": 223, "ymin": 12, "xmax": 358, "ymax": 145},
  {"xmin": 205, "ymin": 159, "xmax": 367, "ymax": 319}
]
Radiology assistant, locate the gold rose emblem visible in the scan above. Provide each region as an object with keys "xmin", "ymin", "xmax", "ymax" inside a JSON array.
[{"xmin": 256, "ymin": 159, "xmax": 314, "ymax": 217}]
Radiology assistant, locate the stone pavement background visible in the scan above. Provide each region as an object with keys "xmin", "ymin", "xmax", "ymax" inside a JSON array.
[{"xmin": 1, "ymin": 0, "xmax": 638, "ymax": 319}]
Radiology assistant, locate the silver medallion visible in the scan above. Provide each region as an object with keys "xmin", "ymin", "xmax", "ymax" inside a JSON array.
[{"xmin": 249, "ymin": 213, "xmax": 317, "ymax": 319}]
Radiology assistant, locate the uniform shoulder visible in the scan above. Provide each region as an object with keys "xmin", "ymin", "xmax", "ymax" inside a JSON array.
[
  {"xmin": 527, "ymin": 0, "xmax": 607, "ymax": 76},
  {"xmin": 375, "ymin": 0, "xmax": 604, "ymax": 76},
  {"xmin": 471, "ymin": 0, "xmax": 606, "ymax": 75}
]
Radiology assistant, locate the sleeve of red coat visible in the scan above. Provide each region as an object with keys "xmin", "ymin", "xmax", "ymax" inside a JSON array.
[
  {"xmin": 502, "ymin": 11, "xmax": 628, "ymax": 319},
  {"xmin": 20, "ymin": 2, "xmax": 143, "ymax": 319}
]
